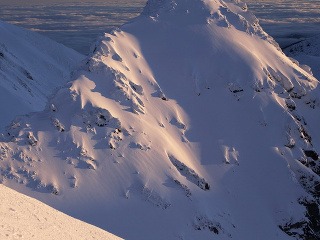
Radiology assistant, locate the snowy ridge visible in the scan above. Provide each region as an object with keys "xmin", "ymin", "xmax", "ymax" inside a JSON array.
[
  {"xmin": 0, "ymin": 184, "xmax": 122, "ymax": 240},
  {"xmin": 142, "ymin": 0, "xmax": 280, "ymax": 49},
  {"xmin": 0, "ymin": 20, "xmax": 84, "ymax": 130},
  {"xmin": 1, "ymin": 0, "xmax": 320, "ymax": 239}
]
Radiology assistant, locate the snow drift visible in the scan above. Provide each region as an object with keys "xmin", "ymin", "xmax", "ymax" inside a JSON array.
[
  {"xmin": 1, "ymin": 0, "xmax": 320, "ymax": 239},
  {"xmin": 0, "ymin": 20, "xmax": 84, "ymax": 130},
  {"xmin": 0, "ymin": 184, "xmax": 122, "ymax": 240}
]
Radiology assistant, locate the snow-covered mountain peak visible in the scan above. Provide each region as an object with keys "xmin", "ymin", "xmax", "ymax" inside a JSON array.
[
  {"xmin": 142, "ymin": 0, "xmax": 258, "ymax": 31},
  {"xmin": 142, "ymin": 0, "xmax": 244, "ymax": 16},
  {"xmin": 88, "ymin": 0, "xmax": 317, "ymax": 101},
  {"xmin": 142, "ymin": 0, "xmax": 211, "ymax": 19},
  {"xmin": 1, "ymin": 1, "xmax": 320, "ymax": 240}
]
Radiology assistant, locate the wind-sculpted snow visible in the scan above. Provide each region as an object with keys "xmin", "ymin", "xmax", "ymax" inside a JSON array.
[
  {"xmin": 0, "ymin": 0, "xmax": 320, "ymax": 239},
  {"xmin": 0, "ymin": 20, "xmax": 84, "ymax": 130}
]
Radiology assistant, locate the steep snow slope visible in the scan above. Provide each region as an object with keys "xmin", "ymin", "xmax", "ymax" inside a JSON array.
[
  {"xmin": 0, "ymin": 184, "xmax": 122, "ymax": 240},
  {"xmin": 284, "ymin": 34, "xmax": 320, "ymax": 80},
  {"xmin": 1, "ymin": 0, "xmax": 320, "ymax": 239},
  {"xmin": 0, "ymin": 20, "xmax": 84, "ymax": 130}
]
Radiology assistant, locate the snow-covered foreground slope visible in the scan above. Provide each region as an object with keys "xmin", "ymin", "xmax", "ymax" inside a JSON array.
[
  {"xmin": 1, "ymin": 0, "xmax": 320, "ymax": 239},
  {"xmin": 0, "ymin": 20, "xmax": 84, "ymax": 130},
  {"xmin": 0, "ymin": 184, "xmax": 122, "ymax": 240},
  {"xmin": 284, "ymin": 34, "xmax": 320, "ymax": 80}
]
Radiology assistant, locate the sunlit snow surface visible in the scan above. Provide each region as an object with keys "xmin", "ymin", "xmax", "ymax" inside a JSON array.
[
  {"xmin": 1, "ymin": 0, "xmax": 320, "ymax": 239},
  {"xmin": 0, "ymin": 185, "xmax": 122, "ymax": 240},
  {"xmin": 0, "ymin": 0, "xmax": 319, "ymax": 54}
]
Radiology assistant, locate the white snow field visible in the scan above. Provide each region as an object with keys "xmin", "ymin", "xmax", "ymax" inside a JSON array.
[
  {"xmin": 0, "ymin": 20, "xmax": 84, "ymax": 130},
  {"xmin": 0, "ymin": 0, "xmax": 319, "ymax": 240},
  {"xmin": 0, "ymin": 184, "xmax": 122, "ymax": 240}
]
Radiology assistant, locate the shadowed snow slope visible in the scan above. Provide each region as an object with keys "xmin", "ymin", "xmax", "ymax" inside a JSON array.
[
  {"xmin": 0, "ymin": 184, "xmax": 122, "ymax": 240},
  {"xmin": 284, "ymin": 34, "xmax": 320, "ymax": 80},
  {"xmin": 1, "ymin": 0, "xmax": 320, "ymax": 239},
  {"xmin": 0, "ymin": 20, "xmax": 84, "ymax": 130}
]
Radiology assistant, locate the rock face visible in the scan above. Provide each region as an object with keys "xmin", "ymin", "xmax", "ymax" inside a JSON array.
[
  {"xmin": 0, "ymin": 20, "xmax": 84, "ymax": 130},
  {"xmin": 0, "ymin": 0, "xmax": 320, "ymax": 239}
]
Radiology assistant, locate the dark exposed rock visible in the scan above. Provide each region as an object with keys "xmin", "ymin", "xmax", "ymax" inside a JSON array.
[
  {"xmin": 286, "ymin": 99, "xmax": 296, "ymax": 111},
  {"xmin": 52, "ymin": 118, "xmax": 65, "ymax": 132},
  {"xmin": 302, "ymin": 200, "xmax": 320, "ymax": 237},
  {"xmin": 23, "ymin": 70, "xmax": 33, "ymax": 80},
  {"xmin": 168, "ymin": 155, "xmax": 210, "ymax": 191},
  {"xmin": 299, "ymin": 126, "xmax": 312, "ymax": 143},
  {"xmin": 193, "ymin": 215, "xmax": 229, "ymax": 236},
  {"xmin": 173, "ymin": 179, "xmax": 192, "ymax": 197},
  {"xmin": 304, "ymin": 150, "xmax": 319, "ymax": 160},
  {"xmin": 280, "ymin": 199, "xmax": 320, "ymax": 239},
  {"xmin": 161, "ymin": 96, "xmax": 168, "ymax": 101},
  {"xmin": 27, "ymin": 132, "xmax": 38, "ymax": 146}
]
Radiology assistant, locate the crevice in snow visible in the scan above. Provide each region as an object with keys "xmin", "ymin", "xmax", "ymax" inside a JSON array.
[{"xmin": 168, "ymin": 154, "xmax": 210, "ymax": 191}]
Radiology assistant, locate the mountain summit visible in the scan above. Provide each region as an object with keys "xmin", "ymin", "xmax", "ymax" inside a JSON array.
[{"xmin": 1, "ymin": 0, "xmax": 319, "ymax": 239}]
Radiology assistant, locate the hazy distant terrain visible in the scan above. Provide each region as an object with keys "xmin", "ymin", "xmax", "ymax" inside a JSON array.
[
  {"xmin": 246, "ymin": 0, "xmax": 320, "ymax": 48},
  {"xmin": 0, "ymin": 0, "xmax": 145, "ymax": 54},
  {"xmin": 0, "ymin": 0, "xmax": 319, "ymax": 54}
]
